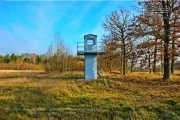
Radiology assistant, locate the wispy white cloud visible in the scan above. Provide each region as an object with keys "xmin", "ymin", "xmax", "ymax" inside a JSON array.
[{"xmin": 0, "ymin": 1, "xmax": 133, "ymax": 55}]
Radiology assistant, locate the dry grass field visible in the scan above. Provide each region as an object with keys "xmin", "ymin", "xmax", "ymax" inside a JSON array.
[{"xmin": 0, "ymin": 70, "xmax": 179, "ymax": 119}]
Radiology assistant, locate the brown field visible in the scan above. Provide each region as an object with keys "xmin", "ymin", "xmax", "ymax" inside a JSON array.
[{"xmin": 0, "ymin": 70, "xmax": 179, "ymax": 119}]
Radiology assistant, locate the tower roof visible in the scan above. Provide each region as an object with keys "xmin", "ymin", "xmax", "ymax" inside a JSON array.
[{"xmin": 84, "ymin": 34, "xmax": 97, "ymax": 39}]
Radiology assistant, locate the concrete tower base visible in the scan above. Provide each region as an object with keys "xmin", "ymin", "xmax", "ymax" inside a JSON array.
[{"xmin": 85, "ymin": 54, "xmax": 97, "ymax": 79}]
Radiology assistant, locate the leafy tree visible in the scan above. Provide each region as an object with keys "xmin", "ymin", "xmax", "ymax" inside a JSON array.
[
  {"xmin": 4, "ymin": 54, "xmax": 10, "ymax": 63},
  {"xmin": 10, "ymin": 53, "xmax": 17, "ymax": 62},
  {"xmin": 36, "ymin": 55, "xmax": 42, "ymax": 64},
  {"xmin": 24, "ymin": 57, "xmax": 30, "ymax": 63},
  {"xmin": 0, "ymin": 55, "xmax": 4, "ymax": 63}
]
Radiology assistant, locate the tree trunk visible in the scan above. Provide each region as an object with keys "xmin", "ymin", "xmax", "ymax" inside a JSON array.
[
  {"xmin": 153, "ymin": 38, "xmax": 157, "ymax": 73},
  {"xmin": 147, "ymin": 38, "xmax": 151, "ymax": 73},
  {"xmin": 171, "ymin": 39, "xmax": 175, "ymax": 74},
  {"xmin": 163, "ymin": 18, "xmax": 170, "ymax": 80},
  {"xmin": 161, "ymin": 48, "xmax": 164, "ymax": 73},
  {"xmin": 148, "ymin": 45, "xmax": 151, "ymax": 73},
  {"xmin": 110, "ymin": 56, "xmax": 112, "ymax": 74},
  {"xmin": 123, "ymin": 46, "xmax": 126, "ymax": 75},
  {"xmin": 122, "ymin": 30, "xmax": 126, "ymax": 75},
  {"xmin": 120, "ymin": 51, "xmax": 123, "ymax": 74},
  {"xmin": 130, "ymin": 59, "xmax": 133, "ymax": 73},
  {"xmin": 120, "ymin": 57, "xmax": 122, "ymax": 74},
  {"xmin": 162, "ymin": 1, "xmax": 170, "ymax": 80}
]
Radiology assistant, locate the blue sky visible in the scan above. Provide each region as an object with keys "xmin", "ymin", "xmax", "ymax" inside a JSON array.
[{"xmin": 0, "ymin": 0, "xmax": 134, "ymax": 55}]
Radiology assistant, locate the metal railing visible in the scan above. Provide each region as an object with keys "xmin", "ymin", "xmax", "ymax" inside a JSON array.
[{"xmin": 77, "ymin": 42, "xmax": 106, "ymax": 54}]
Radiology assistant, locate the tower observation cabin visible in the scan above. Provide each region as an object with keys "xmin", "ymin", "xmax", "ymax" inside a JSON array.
[{"xmin": 77, "ymin": 34, "xmax": 106, "ymax": 80}]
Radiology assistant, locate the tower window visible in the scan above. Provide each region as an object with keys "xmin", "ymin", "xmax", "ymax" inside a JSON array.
[{"xmin": 87, "ymin": 40, "xmax": 93, "ymax": 45}]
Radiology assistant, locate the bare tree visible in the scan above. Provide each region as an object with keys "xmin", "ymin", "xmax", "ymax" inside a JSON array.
[
  {"xmin": 170, "ymin": 7, "xmax": 180, "ymax": 73},
  {"xmin": 135, "ymin": 0, "xmax": 179, "ymax": 80},
  {"xmin": 100, "ymin": 34, "xmax": 121, "ymax": 73},
  {"xmin": 45, "ymin": 30, "xmax": 72, "ymax": 73},
  {"xmin": 102, "ymin": 7, "xmax": 133, "ymax": 75}
]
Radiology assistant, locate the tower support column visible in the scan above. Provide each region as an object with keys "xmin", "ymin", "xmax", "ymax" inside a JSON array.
[{"xmin": 85, "ymin": 54, "xmax": 97, "ymax": 79}]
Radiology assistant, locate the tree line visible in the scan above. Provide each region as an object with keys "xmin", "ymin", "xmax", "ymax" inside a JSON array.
[
  {"xmin": 0, "ymin": 52, "xmax": 84, "ymax": 72},
  {"xmin": 0, "ymin": 53, "xmax": 44, "ymax": 70}
]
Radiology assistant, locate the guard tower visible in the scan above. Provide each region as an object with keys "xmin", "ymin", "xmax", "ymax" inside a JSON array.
[{"xmin": 77, "ymin": 34, "xmax": 105, "ymax": 80}]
